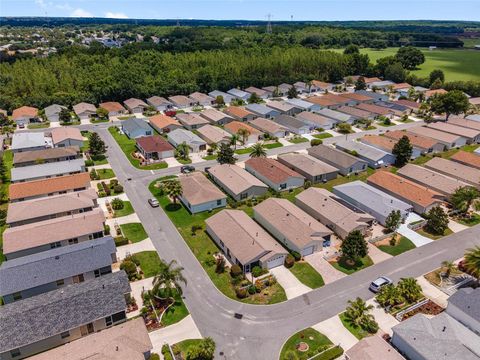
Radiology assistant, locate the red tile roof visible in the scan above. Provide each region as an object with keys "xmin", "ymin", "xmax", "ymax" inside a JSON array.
[{"xmin": 12, "ymin": 106, "xmax": 38, "ymax": 120}]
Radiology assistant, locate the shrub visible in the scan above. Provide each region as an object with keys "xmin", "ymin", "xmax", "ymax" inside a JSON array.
[
  {"xmin": 111, "ymin": 198, "xmax": 124, "ymax": 210},
  {"xmin": 310, "ymin": 139, "xmax": 323, "ymax": 146},
  {"xmin": 191, "ymin": 224, "xmax": 203, "ymax": 235},
  {"xmin": 89, "ymin": 168, "xmax": 99, "ymax": 180},
  {"xmin": 110, "ymin": 179, "xmax": 119, "ymax": 187},
  {"xmin": 215, "ymin": 257, "xmax": 226, "ymax": 274},
  {"xmin": 104, "ymin": 224, "xmax": 110, "ymax": 235},
  {"xmin": 230, "ymin": 264, "xmax": 243, "ymax": 278},
  {"xmin": 120, "ymin": 260, "xmax": 138, "ymax": 281},
  {"xmin": 85, "ymin": 159, "xmax": 94, "ymax": 167},
  {"xmin": 235, "ymin": 287, "xmax": 247, "ymax": 299},
  {"xmin": 251, "ymin": 266, "xmax": 265, "ymax": 278},
  {"xmin": 254, "ymin": 279, "xmax": 265, "ymax": 291},
  {"xmin": 113, "ymin": 184, "xmax": 124, "ymax": 193},
  {"xmin": 125, "ymin": 254, "xmax": 140, "ymax": 266},
  {"xmin": 114, "ymin": 236, "xmax": 129, "ymax": 246},
  {"xmin": 248, "ymin": 285, "xmax": 257, "ymax": 295},
  {"xmin": 303, "ymin": 180, "xmax": 312, "ymax": 189},
  {"xmin": 150, "ymin": 353, "xmax": 161, "ymax": 360},
  {"xmin": 284, "ymin": 254, "xmax": 295, "ymax": 268},
  {"xmin": 98, "ymin": 191, "xmax": 107, "ymax": 198},
  {"xmin": 204, "ymin": 258, "xmax": 216, "ymax": 267},
  {"xmin": 291, "ymin": 251, "xmax": 301, "ymax": 261}
]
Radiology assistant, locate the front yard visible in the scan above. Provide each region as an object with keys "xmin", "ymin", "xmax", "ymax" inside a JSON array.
[
  {"xmin": 376, "ymin": 236, "xmax": 416, "ymax": 256},
  {"xmin": 135, "ymin": 251, "xmax": 163, "ymax": 278},
  {"xmin": 289, "ymin": 262, "xmax": 325, "ymax": 289},
  {"xmin": 280, "ymin": 327, "xmax": 343, "ymax": 360},
  {"xmin": 453, "ymin": 213, "xmax": 480, "ymax": 227},
  {"xmin": 113, "ymin": 200, "xmax": 135, "ymax": 218},
  {"xmin": 416, "ymin": 226, "xmax": 453, "ymax": 240},
  {"xmin": 96, "ymin": 168, "xmax": 116, "ymax": 180},
  {"xmin": 331, "ymin": 256, "xmax": 373, "ymax": 275},
  {"xmin": 338, "ymin": 312, "xmax": 371, "ymax": 340},
  {"xmin": 289, "ymin": 136, "xmax": 309, "ymax": 144},
  {"xmin": 120, "ymin": 223, "xmax": 148, "ymax": 243},
  {"xmin": 312, "ymin": 133, "xmax": 333, "ymax": 140}
]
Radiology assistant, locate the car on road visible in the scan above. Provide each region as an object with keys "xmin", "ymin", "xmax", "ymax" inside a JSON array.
[
  {"xmin": 180, "ymin": 165, "xmax": 195, "ymax": 174},
  {"xmin": 148, "ymin": 198, "xmax": 160, "ymax": 207},
  {"xmin": 369, "ymin": 276, "xmax": 393, "ymax": 293}
]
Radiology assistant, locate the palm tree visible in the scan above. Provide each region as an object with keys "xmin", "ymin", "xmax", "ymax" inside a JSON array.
[
  {"xmin": 229, "ymin": 134, "xmax": 239, "ymax": 150},
  {"xmin": 152, "ymin": 259, "xmax": 187, "ymax": 300},
  {"xmin": 451, "ymin": 186, "xmax": 480, "ymax": 215},
  {"xmin": 237, "ymin": 128, "xmax": 250, "ymax": 146},
  {"xmin": 164, "ymin": 180, "xmax": 183, "ymax": 204},
  {"xmin": 249, "ymin": 143, "xmax": 267, "ymax": 158},
  {"xmin": 441, "ymin": 260, "xmax": 455, "ymax": 278},
  {"xmin": 175, "ymin": 142, "xmax": 190, "ymax": 161},
  {"xmin": 397, "ymin": 278, "xmax": 422, "ymax": 303},
  {"xmin": 376, "ymin": 284, "xmax": 404, "ymax": 308},
  {"xmin": 463, "ymin": 246, "xmax": 480, "ymax": 284},
  {"xmin": 344, "ymin": 297, "xmax": 374, "ymax": 327}
]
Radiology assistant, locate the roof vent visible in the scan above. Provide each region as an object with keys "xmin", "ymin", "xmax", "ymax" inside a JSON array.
[{"xmin": 442, "ymin": 326, "xmax": 446, "ymax": 332}]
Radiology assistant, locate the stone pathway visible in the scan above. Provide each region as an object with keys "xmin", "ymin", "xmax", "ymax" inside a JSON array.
[
  {"xmin": 149, "ymin": 315, "xmax": 202, "ymax": 355},
  {"xmin": 116, "ymin": 238, "xmax": 156, "ymax": 260},
  {"xmin": 305, "ymin": 252, "xmax": 346, "ymax": 284},
  {"xmin": 416, "ymin": 276, "xmax": 449, "ymax": 308},
  {"xmin": 366, "ymin": 299, "xmax": 399, "ymax": 336},
  {"xmin": 127, "ymin": 277, "xmax": 155, "ymax": 319},
  {"xmin": 368, "ymin": 243, "xmax": 393, "ymax": 264},
  {"xmin": 313, "ymin": 315, "xmax": 358, "ymax": 351},
  {"xmin": 269, "ymin": 266, "xmax": 311, "ymax": 299}
]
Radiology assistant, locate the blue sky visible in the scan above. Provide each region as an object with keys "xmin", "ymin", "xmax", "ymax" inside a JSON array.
[{"xmin": 2, "ymin": 0, "xmax": 480, "ymax": 21}]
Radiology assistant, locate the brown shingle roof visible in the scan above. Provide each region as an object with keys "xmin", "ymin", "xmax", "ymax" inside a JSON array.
[
  {"xmin": 245, "ymin": 157, "xmax": 304, "ymax": 183},
  {"xmin": 149, "ymin": 114, "xmax": 181, "ymax": 129},
  {"xmin": 13, "ymin": 146, "xmax": 80, "ymax": 165},
  {"xmin": 178, "ymin": 172, "xmax": 226, "ymax": 206},
  {"xmin": 224, "ymin": 121, "xmax": 260, "ymax": 135},
  {"xmin": 392, "ymin": 82, "xmax": 412, "ymax": 90},
  {"xmin": 448, "ymin": 117, "xmax": 480, "ymax": 131},
  {"xmin": 336, "ymin": 106, "xmax": 373, "ymax": 119},
  {"xmin": 50, "ymin": 127, "xmax": 83, "ymax": 144},
  {"xmin": 306, "ymin": 96, "xmax": 339, "ymax": 107},
  {"xmin": 355, "ymin": 103, "xmax": 393, "ymax": 116},
  {"xmin": 361, "ymin": 135, "xmax": 397, "ymax": 152},
  {"xmin": 451, "ymin": 151, "xmax": 480, "ymax": 170},
  {"xmin": 123, "ymin": 98, "xmax": 148, "ymax": 109},
  {"xmin": 208, "ymin": 164, "xmax": 267, "ymax": 195},
  {"xmin": 339, "ymin": 93, "xmax": 373, "ymax": 102},
  {"xmin": 73, "ymin": 102, "xmax": 96, "ymax": 115},
  {"xmin": 223, "ymin": 106, "xmax": 254, "ymax": 119},
  {"xmin": 427, "ymin": 122, "xmax": 480, "ymax": 139},
  {"xmin": 12, "ymin": 106, "xmax": 38, "ymax": 120},
  {"xmin": 99, "ymin": 101, "xmax": 126, "ymax": 113},
  {"xmin": 176, "ymin": 113, "xmax": 209, "ymax": 127},
  {"xmin": 136, "ymin": 135, "xmax": 174, "ymax": 153},
  {"xmin": 425, "ymin": 157, "xmax": 480, "ymax": 186},
  {"xmin": 425, "ymin": 89, "xmax": 447, "ymax": 98},
  {"xmin": 393, "ymin": 99, "xmax": 421, "ymax": 110},
  {"xmin": 249, "ymin": 117, "xmax": 288, "ymax": 134},
  {"xmin": 384, "ymin": 130, "xmax": 438, "ymax": 151}
]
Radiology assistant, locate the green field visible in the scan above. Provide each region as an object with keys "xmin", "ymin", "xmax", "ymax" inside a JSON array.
[{"xmin": 334, "ymin": 47, "xmax": 480, "ymax": 82}]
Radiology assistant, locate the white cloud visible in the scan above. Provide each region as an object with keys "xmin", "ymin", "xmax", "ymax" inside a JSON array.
[
  {"xmin": 105, "ymin": 12, "xmax": 128, "ymax": 19},
  {"xmin": 56, "ymin": 3, "xmax": 73, "ymax": 11},
  {"xmin": 71, "ymin": 8, "xmax": 93, "ymax": 17},
  {"xmin": 34, "ymin": 0, "xmax": 47, "ymax": 8}
]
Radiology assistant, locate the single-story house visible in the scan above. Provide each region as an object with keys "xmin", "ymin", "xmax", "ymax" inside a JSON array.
[
  {"xmin": 397, "ymin": 164, "xmax": 469, "ymax": 199},
  {"xmin": 245, "ymin": 157, "xmax": 304, "ymax": 191},
  {"xmin": 0, "ymin": 236, "xmax": 115, "ymax": 304},
  {"xmin": 311, "ymin": 80, "xmax": 334, "ymax": 92},
  {"xmin": 355, "ymin": 103, "xmax": 395, "ymax": 118},
  {"xmin": 196, "ymin": 124, "xmax": 232, "ymax": 145},
  {"xmin": 223, "ymin": 106, "xmax": 256, "ymax": 122},
  {"xmin": 146, "ymin": 96, "xmax": 172, "ymax": 112},
  {"xmin": 296, "ymin": 187, "xmax": 375, "ymax": 240},
  {"xmin": 266, "ymin": 101, "xmax": 298, "ymax": 116},
  {"xmin": 360, "ymin": 134, "xmax": 422, "ymax": 159},
  {"xmin": 384, "ymin": 130, "xmax": 445, "ymax": 154},
  {"xmin": 335, "ymin": 140, "xmax": 396, "ymax": 168},
  {"xmin": 0, "ymin": 271, "xmax": 130, "ymax": 360},
  {"xmin": 367, "ymin": 171, "xmax": 445, "ymax": 214},
  {"xmin": 244, "ymin": 86, "xmax": 269, "ymax": 99},
  {"xmin": 189, "ymin": 92, "xmax": 215, "ymax": 106},
  {"xmin": 448, "ymin": 116, "xmax": 480, "ymax": 132},
  {"xmin": 167, "ymin": 129, "xmax": 207, "ymax": 152},
  {"xmin": 168, "ymin": 95, "xmax": 195, "ymax": 109},
  {"xmin": 73, "ymin": 102, "xmax": 96, "ymax": 120},
  {"xmin": 136, "ymin": 135, "xmax": 174, "ymax": 161},
  {"xmin": 178, "ymin": 172, "xmax": 227, "ymax": 213},
  {"xmin": 277, "ymin": 153, "xmax": 338, "ymax": 183},
  {"xmin": 426, "ymin": 122, "xmax": 480, "ymax": 144},
  {"xmin": 44, "ymin": 104, "xmax": 67, "ymax": 123},
  {"xmin": 11, "ymin": 158, "xmax": 85, "ymax": 183},
  {"xmin": 207, "ymin": 164, "xmax": 268, "ymax": 201},
  {"xmin": 345, "ymin": 335, "xmax": 405, "ymax": 360},
  {"xmin": 316, "ymin": 108, "xmax": 356, "ymax": 124},
  {"xmin": 12, "ymin": 106, "xmax": 39, "ymax": 125},
  {"xmin": 98, "ymin": 102, "xmax": 126, "ymax": 118},
  {"xmin": 467, "ymin": 114, "xmax": 480, "ymax": 122},
  {"xmin": 11, "ymin": 132, "xmax": 47, "ymax": 153},
  {"xmin": 176, "ymin": 113, "xmax": 209, "ymax": 130},
  {"xmin": 424, "ymin": 157, "xmax": 480, "ymax": 188},
  {"xmin": 446, "ymin": 287, "xmax": 480, "ymax": 335},
  {"xmin": 407, "ymin": 126, "xmax": 467, "ymax": 149},
  {"xmin": 121, "ymin": 118, "xmax": 153, "ymax": 139},
  {"xmin": 306, "ymin": 96, "xmax": 343, "ymax": 110},
  {"xmin": 424, "ymin": 88, "xmax": 448, "ymax": 99},
  {"xmin": 51, "ymin": 127, "xmax": 84, "ymax": 148},
  {"xmin": 393, "ymin": 99, "xmax": 421, "ymax": 113},
  {"xmin": 261, "ymin": 86, "xmax": 278, "ymax": 97},
  {"xmin": 13, "ymin": 146, "xmax": 81, "ymax": 168},
  {"xmin": 278, "ymin": 83, "xmax": 293, "ymax": 96},
  {"xmin": 293, "ymin": 81, "xmax": 308, "ymax": 94},
  {"xmin": 254, "ymin": 198, "xmax": 333, "ymax": 256},
  {"xmin": 123, "ymin": 98, "xmax": 148, "ymax": 114},
  {"xmin": 339, "ymin": 92, "xmax": 375, "ymax": 104},
  {"xmin": 451, "ymin": 150, "xmax": 480, "ymax": 170},
  {"xmin": 336, "ymin": 106, "xmax": 376, "ymax": 121},
  {"xmin": 391, "ymin": 82, "xmax": 412, "ymax": 93},
  {"xmin": 274, "ymin": 114, "xmax": 310, "ymax": 135},
  {"xmin": 248, "ymin": 117, "xmax": 289, "ymax": 138},
  {"xmin": 245, "ymin": 104, "xmax": 280, "ymax": 119},
  {"xmin": 227, "ymin": 88, "xmax": 250, "ymax": 101},
  {"xmin": 322, "ymin": 93, "xmax": 357, "ymax": 107},
  {"xmin": 9, "ymin": 172, "xmax": 91, "ymax": 202},
  {"xmin": 148, "ymin": 114, "xmax": 182, "ymax": 134},
  {"xmin": 354, "ymin": 90, "xmax": 389, "ymax": 103},
  {"xmin": 370, "ymin": 80, "xmax": 396, "ymax": 90},
  {"xmin": 224, "ymin": 121, "xmax": 262, "ymax": 145},
  {"xmin": 199, "ymin": 108, "xmax": 234, "ymax": 126},
  {"xmin": 2, "ymin": 208, "xmax": 105, "ymax": 260},
  {"xmin": 375, "ymin": 101, "xmax": 410, "ymax": 117},
  {"xmin": 333, "ymin": 180, "xmax": 413, "ymax": 226},
  {"xmin": 307, "ymin": 144, "xmax": 368, "ymax": 176},
  {"xmin": 285, "ymin": 98, "xmax": 321, "ymax": 112},
  {"xmin": 295, "ymin": 111, "xmax": 337, "ymax": 130},
  {"xmin": 208, "ymin": 90, "xmax": 234, "ymax": 104},
  {"xmin": 206, "ymin": 210, "xmax": 288, "ymax": 272}
]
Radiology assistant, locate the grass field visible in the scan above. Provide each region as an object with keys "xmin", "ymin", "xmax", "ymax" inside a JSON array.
[{"xmin": 120, "ymin": 223, "xmax": 148, "ymax": 243}]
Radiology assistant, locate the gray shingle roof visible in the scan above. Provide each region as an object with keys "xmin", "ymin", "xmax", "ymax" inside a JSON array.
[
  {"xmin": 0, "ymin": 271, "xmax": 130, "ymax": 352},
  {"xmin": 336, "ymin": 140, "xmax": 392, "ymax": 161},
  {"xmin": 448, "ymin": 287, "xmax": 480, "ymax": 322},
  {"xmin": 122, "ymin": 118, "xmax": 151, "ymax": 133},
  {"xmin": 275, "ymin": 114, "xmax": 310, "ymax": 130},
  {"xmin": 10, "ymin": 158, "xmax": 85, "ymax": 182},
  {"xmin": 11, "ymin": 132, "xmax": 46, "ymax": 150},
  {"xmin": 308, "ymin": 144, "xmax": 367, "ymax": 169},
  {"xmin": 0, "ymin": 236, "xmax": 115, "ymax": 296},
  {"xmin": 246, "ymin": 103, "xmax": 278, "ymax": 116},
  {"xmin": 44, "ymin": 104, "xmax": 67, "ymax": 118}
]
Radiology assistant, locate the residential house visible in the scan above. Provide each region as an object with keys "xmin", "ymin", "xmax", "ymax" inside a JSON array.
[
  {"xmin": 339, "ymin": 92, "xmax": 375, "ymax": 104},
  {"xmin": 354, "ymin": 90, "xmax": 389, "ymax": 102},
  {"xmin": 307, "ymin": 144, "xmax": 368, "ymax": 176},
  {"xmin": 12, "ymin": 106, "xmax": 39, "ymax": 125},
  {"xmin": 360, "ymin": 134, "xmax": 421, "ymax": 159},
  {"xmin": 345, "ymin": 335, "xmax": 405, "ymax": 360},
  {"xmin": 424, "ymin": 88, "xmax": 448, "ymax": 99},
  {"xmin": 176, "ymin": 113, "xmax": 209, "ymax": 130},
  {"xmin": 167, "ymin": 129, "xmax": 207, "ymax": 152},
  {"xmin": 254, "ymin": 198, "xmax": 333, "ymax": 256},
  {"xmin": 44, "ymin": 104, "xmax": 66, "ymax": 123},
  {"xmin": 2, "ymin": 209, "xmax": 105, "ymax": 260},
  {"xmin": 397, "ymin": 164, "xmax": 469, "ymax": 199},
  {"xmin": 335, "ymin": 140, "xmax": 396, "ymax": 168},
  {"xmin": 367, "ymin": 171, "xmax": 444, "ymax": 214},
  {"xmin": 0, "ymin": 271, "xmax": 131, "ymax": 360},
  {"xmin": 145, "ymin": 96, "xmax": 172, "ymax": 112},
  {"xmin": 29, "ymin": 318, "xmax": 152, "ymax": 360},
  {"xmin": 189, "ymin": 92, "xmax": 215, "ymax": 106},
  {"xmin": 244, "ymin": 86, "xmax": 269, "ymax": 99},
  {"xmin": 223, "ymin": 106, "xmax": 256, "ymax": 122},
  {"xmin": 336, "ymin": 106, "xmax": 376, "ymax": 121},
  {"xmin": 51, "ymin": 127, "xmax": 84, "ymax": 148},
  {"xmin": 207, "ymin": 164, "xmax": 268, "ymax": 201},
  {"xmin": 123, "ymin": 98, "xmax": 148, "ymax": 114},
  {"xmin": 293, "ymin": 81, "xmax": 308, "ymax": 94},
  {"xmin": 393, "ymin": 99, "xmax": 421, "ymax": 113},
  {"xmin": 375, "ymin": 101, "xmax": 410, "ymax": 117},
  {"xmin": 333, "ymin": 181, "xmax": 413, "ymax": 226},
  {"xmin": 11, "ymin": 132, "xmax": 47, "ymax": 153},
  {"xmin": 208, "ymin": 90, "xmax": 234, "ymax": 104},
  {"xmin": 11, "ymin": 158, "xmax": 85, "ymax": 183},
  {"xmin": 449, "ymin": 116, "xmax": 480, "ymax": 132},
  {"xmin": 278, "ymin": 83, "xmax": 293, "ymax": 96},
  {"xmin": 285, "ymin": 98, "xmax": 321, "ymax": 112},
  {"xmin": 274, "ymin": 114, "xmax": 310, "ymax": 135},
  {"xmin": 426, "ymin": 122, "xmax": 480, "ymax": 144},
  {"xmin": 148, "ymin": 114, "xmax": 182, "ymax": 134},
  {"xmin": 363, "ymin": 77, "xmax": 382, "ymax": 87},
  {"xmin": 6, "ymin": 188, "xmax": 98, "ymax": 227},
  {"xmin": 168, "ymin": 95, "xmax": 195, "ymax": 109},
  {"xmin": 407, "ymin": 126, "xmax": 467, "ymax": 149},
  {"xmin": 316, "ymin": 108, "xmax": 356, "ymax": 124},
  {"xmin": 322, "ymin": 93, "xmax": 357, "ymax": 107},
  {"xmin": 199, "ymin": 108, "xmax": 234, "ymax": 126},
  {"xmin": 277, "ymin": 153, "xmax": 338, "ymax": 183},
  {"xmin": 249, "ymin": 117, "xmax": 289, "ymax": 138},
  {"xmin": 384, "ymin": 130, "xmax": 445, "ymax": 154},
  {"xmin": 121, "ymin": 118, "xmax": 153, "ymax": 139},
  {"xmin": 224, "ymin": 121, "xmax": 262, "ymax": 145},
  {"xmin": 266, "ymin": 101, "xmax": 298, "ymax": 116},
  {"xmin": 196, "ymin": 124, "xmax": 232, "ymax": 145},
  {"xmin": 245, "ymin": 104, "xmax": 280, "ymax": 119},
  {"xmin": 9, "ymin": 172, "xmax": 91, "ymax": 202},
  {"xmin": 370, "ymin": 80, "xmax": 396, "ymax": 90},
  {"xmin": 467, "ymin": 114, "xmax": 480, "ymax": 122},
  {"xmin": 0, "ymin": 237, "xmax": 116, "ymax": 304},
  {"xmin": 446, "ymin": 287, "xmax": 480, "ymax": 335},
  {"xmin": 73, "ymin": 102, "xmax": 96, "ymax": 120},
  {"xmin": 424, "ymin": 157, "xmax": 480, "ymax": 188},
  {"xmin": 227, "ymin": 88, "xmax": 250, "ymax": 101},
  {"xmin": 295, "ymin": 187, "xmax": 374, "ymax": 240},
  {"xmin": 355, "ymin": 103, "xmax": 395, "ymax": 118},
  {"xmin": 98, "ymin": 101, "xmax": 126, "ymax": 117},
  {"xmin": 305, "ymin": 96, "xmax": 342, "ymax": 110},
  {"xmin": 311, "ymin": 80, "xmax": 334, "ymax": 92},
  {"xmin": 262, "ymin": 86, "xmax": 279, "ymax": 97},
  {"xmin": 13, "ymin": 146, "xmax": 81, "ymax": 167},
  {"xmin": 206, "ymin": 210, "xmax": 288, "ymax": 272},
  {"xmin": 136, "ymin": 135, "xmax": 174, "ymax": 161},
  {"xmin": 245, "ymin": 157, "xmax": 304, "ymax": 191},
  {"xmin": 296, "ymin": 111, "xmax": 337, "ymax": 130},
  {"xmin": 178, "ymin": 172, "xmax": 227, "ymax": 214},
  {"xmin": 451, "ymin": 150, "xmax": 480, "ymax": 170},
  {"xmin": 391, "ymin": 82, "xmax": 412, "ymax": 92}
]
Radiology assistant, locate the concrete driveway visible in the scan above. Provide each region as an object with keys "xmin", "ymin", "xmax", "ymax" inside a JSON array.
[
  {"xmin": 366, "ymin": 299, "xmax": 399, "ymax": 336},
  {"xmin": 397, "ymin": 213, "xmax": 432, "ymax": 247},
  {"xmin": 305, "ymin": 252, "xmax": 346, "ymax": 284},
  {"xmin": 149, "ymin": 315, "xmax": 202, "ymax": 353},
  {"xmin": 448, "ymin": 219, "xmax": 469, "ymax": 233},
  {"xmin": 416, "ymin": 276, "xmax": 449, "ymax": 308},
  {"xmin": 313, "ymin": 315, "xmax": 358, "ymax": 351},
  {"xmin": 368, "ymin": 243, "xmax": 393, "ymax": 264},
  {"xmin": 270, "ymin": 266, "xmax": 311, "ymax": 299}
]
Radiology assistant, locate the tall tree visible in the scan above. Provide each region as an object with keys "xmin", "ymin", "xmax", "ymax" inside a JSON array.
[
  {"xmin": 464, "ymin": 246, "xmax": 480, "ymax": 284},
  {"xmin": 248, "ymin": 92, "xmax": 262, "ymax": 104},
  {"xmin": 249, "ymin": 143, "xmax": 267, "ymax": 158},
  {"xmin": 355, "ymin": 76, "xmax": 367, "ymax": 91},
  {"xmin": 430, "ymin": 90, "xmax": 470, "ymax": 120},
  {"xmin": 237, "ymin": 128, "xmax": 250, "ymax": 146},
  {"xmin": 344, "ymin": 44, "xmax": 360, "ymax": 54},
  {"xmin": 96, "ymin": 107, "xmax": 109, "ymax": 119},
  {"xmin": 341, "ymin": 230, "xmax": 368, "ymax": 264},
  {"xmin": 163, "ymin": 179, "xmax": 183, "ymax": 204},
  {"xmin": 385, "ymin": 62, "xmax": 407, "ymax": 83},
  {"xmin": 215, "ymin": 95, "xmax": 225, "ymax": 107},
  {"xmin": 429, "ymin": 69, "xmax": 445, "ymax": 85},
  {"xmin": 344, "ymin": 297, "xmax": 378, "ymax": 333},
  {"xmin": 451, "ymin": 186, "xmax": 480, "ymax": 215},
  {"xmin": 89, "ymin": 132, "xmax": 106, "ymax": 156},
  {"xmin": 385, "ymin": 210, "xmax": 402, "ymax": 233},
  {"xmin": 59, "ymin": 108, "xmax": 72, "ymax": 123},
  {"xmin": 217, "ymin": 143, "xmax": 237, "ymax": 164},
  {"xmin": 395, "ymin": 46, "xmax": 425, "ymax": 70},
  {"xmin": 287, "ymin": 86, "xmax": 298, "ymax": 99},
  {"xmin": 392, "ymin": 135, "xmax": 413, "ymax": 166},
  {"xmin": 425, "ymin": 206, "xmax": 449, "ymax": 235},
  {"xmin": 152, "ymin": 259, "xmax": 187, "ymax": 298}
]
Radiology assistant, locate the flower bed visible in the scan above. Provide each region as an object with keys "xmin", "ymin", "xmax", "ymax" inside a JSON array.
[{"xmin": 401, "ymin": 300, "xmax": 443, "ymax": 320}]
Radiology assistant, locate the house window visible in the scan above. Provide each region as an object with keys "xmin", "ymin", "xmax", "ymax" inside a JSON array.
[
  {"xmin": 50, "ymin": 241, "xmax": 61, "ymax": 249},
  {"xmin": 105, "ymin": 311, "xmax": 126, "ymax": 327},
  {"xmin": 280, "ymin": 183, "xmax": 287, "ymax": 190},
  {"xmin": 216, "ymin": 200, "xmax": 222, "ymax": 206},
  {"xmin": 10, "ymin": 349, "xmax": 21, "ymax": 358},
  {"xmin": 240, "ymin": 193, "xmax": 248, "ymax": 200},
  {"xmin": 13, "ymin": 292, "xmax": 22, "ymax": 301},
  {"xmin": 68, "ymin": 238, "xmax": 78, "ymax": 245},
  {"xmin": 60, "ymin": 331, "xmax": 70, "ymax": 339},
  {"xmin": 56, "ymin": 279, "xmax": 65, "ymax": 287}
]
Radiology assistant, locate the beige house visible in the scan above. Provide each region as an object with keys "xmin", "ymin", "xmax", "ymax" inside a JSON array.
[
  {"xmin": 426, "ymin": 122, "xmax": 480, "ymax": 144},
  {"xmin": 73, "ymin": 102, "xmax": 96, "ymax": 120},
  {"xmin": 196, "ymin": 124, "xmax": 232, "ymax": 145},
  {"xmin": 277, "ymin": 153, "xmax": 338, "ymax": 183},
  {"xmin": 345, "ymin": 335, "xmax": 405, "ymax": 360},
  {"xmin": 384, "ymin": 130, "xmax": 445, "ymax": 154},
  {"xmin": 189, "ymin": 92, "xmax": 215, "ymax": 106},
  {"xmin": 245, "ymin": 157, "xmax": 304, "ymax": 192},
  {"xmin": 199, "ymin": 108, "xmax": 234, "ymax": 126},
  {"xmin": 176, "ymin": 113, "xmax": 209, "ymax": 130},
  {"xmin": 178, "ymin": 172, "xmax": 227, "ymax": 214},
  {"xmin": 123, "ymin": 98, "xmax": 148, "ymax": 114},
  {"xmin": 248, "ymin": 117, "xmax": 289, "ymax": 138},
  {"xmin": 13, "ymin": 146, "xmax": 81, "ymax": 167},
  {"xmin": 407, "ymin": 127, "xmax": 467, "ymax": 149},
  {"xmin": 424, "ymin": 157, "xmax": 480, "ymax": 188}
]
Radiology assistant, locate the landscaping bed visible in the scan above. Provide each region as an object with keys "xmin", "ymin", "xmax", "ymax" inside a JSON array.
[
  {"xmin": 376, "ymin": 236, "xmax": 416, "ymax": 256},
  {"xmin": 289, "ymin": 261, "xmax": 325, "ymax": 289},
  {"xmin": 424, "ymin": 266, "xmax": 465, "ymax": 287},
  {"xmin": 401, "ymin": 299, "xmax": 443, "ymax": 321},
  {"xmin": 453, "ymin": 213, "xmax": 480, "ymax": 227},
  {"xmin": 330, "ymin": 256, "xmax": 373, "ymax": 275},
  {"xmin": 96, "ymin": 179, "xmax": 123, "ymax": 197},
  {"xmin": 280, "ymin": 327, "xmax": 343, "ymax": 360},
  {"xmin": 339, "ymin": 312, "xmax": 371, "ymax": 340},
  {"xmin": 141, "ymin": 288, "xmax": 189, "ymax": 331},
  {"xmin": 312, "ymin": 133, "xmax": 333, "ymax": 139}
]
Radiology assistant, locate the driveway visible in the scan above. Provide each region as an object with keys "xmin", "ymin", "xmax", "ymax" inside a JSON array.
[
  {"xmin": 106, "ymin": 213, "xmax": 140, "ymax": 228},
  {"xmin": 368, "ymin": 243, "xmax": 392, "ymax": 264},
  {"xmin": 366, "ymin": 299, "xmax": 399, "ymax": 336},
  {"xmin": 397, "ymin": 213, "xmax": 432, "ymax": 247},
  {"xmin": 270, "ymin": 266, "xmax": 311, "ymax": 299},
  {"xmin": 116, "ymin": 238, "xmax": 156, "ymax": 260},
  {"xmin": 305, "ymin": 252, "xmax": 346, "ymax": 284},
  {"xmin": 448, "ymin": 219, "xmax": 469, "ymax": 233},
  {"xmin": 416, "ymin": 276, "xmax": 449, "ymax": 308},
  {"xmin": 149, "ymin": 315, "xmax": 202, "ymax": 353},
  {"xmin": 313, "ymin": 315, "xmax": 358, "ymax": 351}
]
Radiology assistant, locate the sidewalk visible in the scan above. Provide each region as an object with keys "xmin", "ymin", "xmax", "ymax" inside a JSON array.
[
  {"xmin": 416, "ymin": 276, "xmax": 449, "ymax": 308},
  {"xmin": 149, "ymin": 315, "xmax": 202, "ymax": 354}
]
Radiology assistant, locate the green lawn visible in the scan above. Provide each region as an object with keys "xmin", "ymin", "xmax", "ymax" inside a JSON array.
[
  {"xmin": 135, "ymin": 251, "xmax": 162, "ymax": 278},
  {"xmin": 417, "ymin": 227, "xmax": 453, "ymax": 240},
  {"xmin": 376, "ymin": 121, "xmax": 395, "ymax": 127},
  {"xmin": 289, "ymin": 262, "xmax": 325, "ymax": 289},
  {"xmin": 108, "ymin": 127, "xmax": 168, "ymax": 170},
  {"xmin": 160, "ymin": 290, "xmax": 190, "ymax": 326},
  {"xmin": 377, "ymin": 236, "xmax": 416, "ymax": 256},
  {"xmin": 90, "ymin": 118, "xmax": 110, "ymax": 123},
  {"xmin": 113, "ymin": 200, "xmax": 135, "ymax": 218},
  {"xmin": 172, "ymin": 340, "xmax": 204, "ymax": 359},
  {"xmin": 120, "ymin": 223, "xmax": 148, "ymax": 243},
  {"xmin": 234, "ymin": 147, "xmax": 252, "ymax": 155},
  {"xmin": 0, "ymin": 150, "xmax": 13, "ymax": 264},
  {"xmin": 454, "ymin": 213, "xmax": 480, "ymax": 227},
  {"xmin": 331, "ymin": 256, "xmax": 374, "ymax": 275},
  {"xmin": 339, "ymin": 313, "xmax": 372, "ymax": 340},
  {"xmin": 202, "ymin": 154, "xmax": 217, "ymax": 160},
  {"xmin": 289, "ymin": 137, "xmax": 309, "ymax": 144},
  {"xmin": 27, "ymin": 122, "xmax": 50, "ymax": 129},
  {"xmin": 313, "ymin": 133, "xmax": 333, "ymax": 139},
  {"xmin": 96, "ymin": 168, "xmax": 116, "ymax": 180},
  {"xmin": 280, "ymin": 327, "xmax": 343, "ymax": 360},
  {"xmin": 176, "ymin": 157, "xmax": 192, "ymax": 164},
  {"xmin": 264, "ymin": 141, "xmax": 283, "ymax": 149}
]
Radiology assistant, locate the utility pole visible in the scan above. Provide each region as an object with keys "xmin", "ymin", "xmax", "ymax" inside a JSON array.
[{"xmin": 266, "ymin": 14, "xmax": 272, "ymax": 34}]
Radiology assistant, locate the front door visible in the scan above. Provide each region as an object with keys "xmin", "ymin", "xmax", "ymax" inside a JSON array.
[{"xmin": 80, "ymin": 323, "xmax": 94, "ymax": 336}]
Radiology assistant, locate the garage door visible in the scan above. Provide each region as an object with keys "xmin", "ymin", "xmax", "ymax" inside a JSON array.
[
  {"xmin": 301, "ymin": 246, "xmax": 315, "ymax": 257},
  {"xmin": 266, "ymin": 255, "xmax": 286, "ymax": 269}
]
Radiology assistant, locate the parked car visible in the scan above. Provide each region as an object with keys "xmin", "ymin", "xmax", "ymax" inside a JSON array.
[
  {"xmin": 369, "ymin": 276, "xmax": 393, "ymax": 293},
  {"xmin": 148, "ymin": 198, "xmax": 159, "ymax": 207},
  {"xmin": 180, "ymin": 165, "xmax": 195, "ymax": 174}
]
